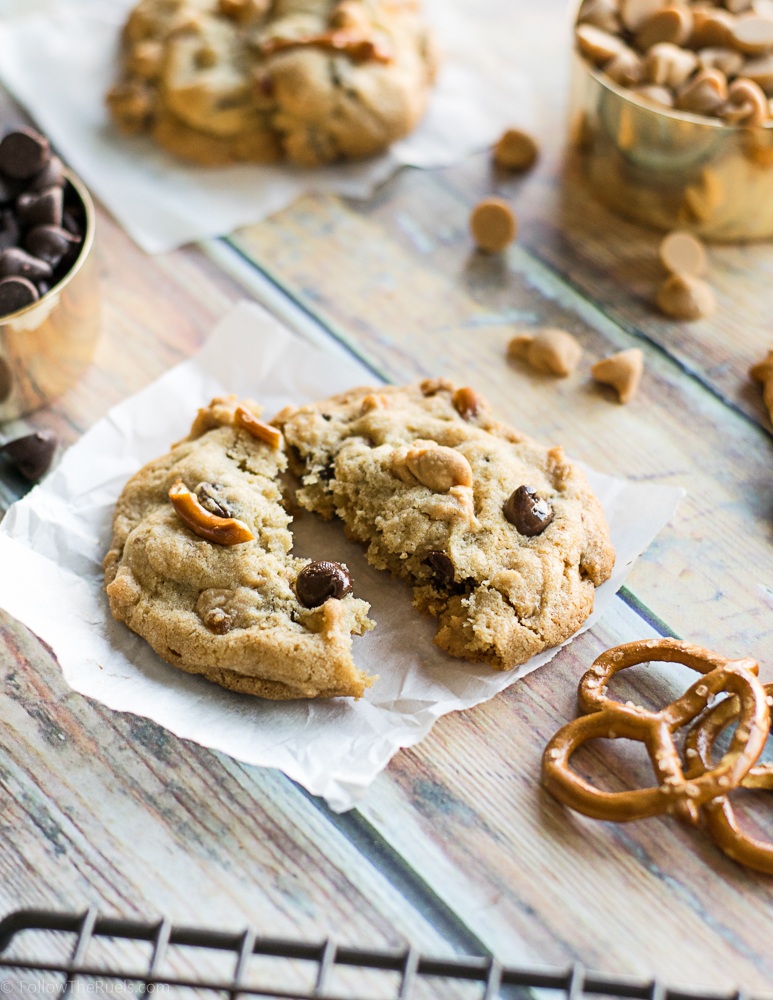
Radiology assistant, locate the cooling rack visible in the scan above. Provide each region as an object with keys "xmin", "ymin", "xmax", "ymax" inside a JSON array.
[{"xmin": 0, "ymin": 908, "xmax": 763, "ymax": 1000}]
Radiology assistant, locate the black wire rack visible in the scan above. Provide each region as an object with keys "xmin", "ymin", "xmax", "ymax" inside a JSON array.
[{"xmin": 0, "ymin": 909, "xmax": 762, "ymax": 1000}]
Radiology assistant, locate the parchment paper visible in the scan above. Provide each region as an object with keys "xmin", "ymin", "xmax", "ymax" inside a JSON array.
[
  {"xmin": 0, "ymin": 0, "xmax": 532, "ymax": 252},
  {"xmin": 0, "ymin": 302, "xmax": 684, "ymax": 811}
]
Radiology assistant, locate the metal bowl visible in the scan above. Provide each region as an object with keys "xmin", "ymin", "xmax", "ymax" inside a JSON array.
[
  {"xmin": 0, "ymin": 170, "xmax": 100, "ymax": 421},
  {"xmin": 568, "ymin": 51, "xmax": 773, "ymax": 242}
]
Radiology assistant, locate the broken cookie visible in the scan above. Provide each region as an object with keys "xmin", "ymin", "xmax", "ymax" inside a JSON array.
[
  {"xmin": 275, "ymin": 380, "xmax": 615, "ymax": 670},
  {"xmin": 103, "ymin": 396, "xmax": 374, "ymax": 700}
]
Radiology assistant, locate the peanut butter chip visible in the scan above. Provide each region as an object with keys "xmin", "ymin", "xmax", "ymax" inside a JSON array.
[
  {"xmin": 470, "ymin": 198, "xmax": 517, "ymax": 253},
  {"xmin": 656, "ymin": 273, "xmax": 716, "ymax": 320},
  {"xmin": 633, "ymin": 83, "xmax": 675, "ymax": 106},
  {"xmin": 636, "ymin": 5, "xmax": 694, "ymax": 50},
  {"xmin": 493, "ymin": 129, "xmax": 539, "ymax": 171},
  {"xmin": 659, "ymin": 230, "xmax": 707, "ymax": 276},
  {"xmin": 578, "ymin": 0, "xmax": 621, "ymax": 33},
  {"xmin": 591, "ymin": 349, "xmax": 644, "ymax": 404},
  {"xmin": 507, "ymin": 328, "xmax": 583, "ymax": 377},
  {"xmin": 576, "ymin": 23, "xmax": 629, "ymax": 64},
  {"xmin": 732, "ymin": 16, "xmax": 773, "ymax": 54},
  {"xmin": 676, "ymin": 68, "xmax": 729, "ymax": 114},
  {"xmin": 621, "ymin": 0, "xmax": 669, "ymax": 32}
]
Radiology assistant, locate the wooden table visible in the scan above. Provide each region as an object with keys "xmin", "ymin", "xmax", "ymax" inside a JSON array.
[{"xmin": 1, "ymin": 0, "xmax": 773, "ymax": 995}]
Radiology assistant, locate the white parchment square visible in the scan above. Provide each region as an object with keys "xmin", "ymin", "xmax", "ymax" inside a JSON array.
[
  {"xmin": 0, "ymin": 302, "xmax": 683, "ymax": 811},
  {"xmin": 0, "ymin": 0, "xmax": 532, "ymax": 252}
]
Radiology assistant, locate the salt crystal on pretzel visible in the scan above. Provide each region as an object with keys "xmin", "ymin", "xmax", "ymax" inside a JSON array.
[{"xmin": 541, "ymin": 638, "xmax": 769, "ymax": 824}]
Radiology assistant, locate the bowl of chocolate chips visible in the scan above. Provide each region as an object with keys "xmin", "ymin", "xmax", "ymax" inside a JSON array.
[
  {"xmin": 0, "ymin": 126, "xmax": 99, "ymax": 420},
  {"xmin": 571, "ymin": 0, "xmax": 773, "ymax": 241}
]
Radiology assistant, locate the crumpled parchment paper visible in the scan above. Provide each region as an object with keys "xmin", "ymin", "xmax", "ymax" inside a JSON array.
[
  {"xmin": 0, "ymin": 301, "xmax": 684, "ymax": 811},
  {"xmin": 0, "ymin": 0, "xmax": 533, "ymax": 252}
]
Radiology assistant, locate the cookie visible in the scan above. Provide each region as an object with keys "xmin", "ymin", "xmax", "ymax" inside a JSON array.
[
  {"xmin": 106, "ymin": 0, "xmax": 437, "ymax": 166},
  {"xmin": 275, "ymin": 380, "xmax": 615, "ymax": 670},
  {"xmin": 103, "ymin": 396, "xmax": 374, "ymax": 700}
]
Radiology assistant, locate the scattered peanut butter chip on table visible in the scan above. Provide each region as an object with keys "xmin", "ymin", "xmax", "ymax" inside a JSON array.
[
  {"xmin": 591, "ymin": 348, "xmax": 644, "ymax": 404},
  {"xmin": 470, "ymin": 198, "xmax": 517, "ymax": 253},
  {"xmin": 493, "ymin": 129, "xmax": 539, "ymax": 172},
  {"xmin": 507, "ymin": 328, "xmax": 583, "ymax": 377},
  {"xmin": 659, "ymin": 230, "xmax": 707, "ymax": 277},
  {"xmin": 656, "ymin": 273, "xmax": 716, "ymax": 320}
]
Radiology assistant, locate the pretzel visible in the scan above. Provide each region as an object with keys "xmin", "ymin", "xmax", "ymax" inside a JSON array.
[
  {"xmin": 542, "ymin": 639, "xmax": 769, "ymax": 824},
  {"xmin": 685, "ymin": 683, "xmax": 773, "ymax": 874}
]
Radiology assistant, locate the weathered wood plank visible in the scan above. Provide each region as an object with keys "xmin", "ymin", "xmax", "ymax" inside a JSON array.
[
  {"xmin": 228, "ymin": 195, "xmax": 773, "ymax": 668},
  {"xmin": 0, "ymin": 608, "xmax": 471, "ymax": 972},
  {"xmin": 360, "ymin": 598, "xmax": 773, "ymax": 994}
]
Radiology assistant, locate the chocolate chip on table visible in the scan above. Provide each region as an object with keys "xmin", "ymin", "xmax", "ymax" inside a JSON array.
[
  {"xmin": 0, "ymin": 248, "xmax": 53, "ymax": 282},
  {"xmin": 0, "ymin": 429, "xmax": 57, "ymax": 481},
  {"xmin": 0, "ymin": 276, "xmax": 39, "ymax": 314},
  {"xmin": 503, "ymin": 485, "xmax": 555, "ymax": 536},
  {"xmin": 296, "ymin": 560, "xmax": 353, "ymax": 608},
  {"xmin": 425, "ymin": 550, "xmax": 456, "ymax": 586},
  {"xmin": 0, "ymin": 128, "xmax": 51, "ymax": 180},
  {"xmin": 16, "ymin": 187, "xmax": 64, "ymax": 229}
]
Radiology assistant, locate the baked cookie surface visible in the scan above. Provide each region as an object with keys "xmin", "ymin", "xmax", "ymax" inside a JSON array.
[
  {"xmin": 107, "ymin": 0, "xmax": 436, "ymax": 166},
  {"xmin": 275, "ymin": 380, "xmax": 616, "ymax": 670},
  {"xmin": 103, "ymin": 396, "xmax": 374, "ymax": 700}
]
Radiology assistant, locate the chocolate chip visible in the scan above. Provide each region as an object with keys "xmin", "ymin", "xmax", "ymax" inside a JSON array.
[
  {"xmin": 0, "ymin": 248, "xmax": 52, "ymax": 282},
  {"xmin": 0, "ymin": 429, "xmax": 57, "ymax": 481},
  {"xmin": 16, "ymin": 187, "xmax": 63, "ymax": 228},
  {"xmin": 425, "ymin": 550, "xmax": 455, "ymax": 586},
  {"xmin": 296, "ymin": 560, "xmax": 353, "ymax": 608},
  {"xmin": 28, "ymin": 155, "xmax": 66, "ymax": 192},
  {"xmin": 24, "ymin": 224, "xmax": 80, "ymax": 268},
  {"xmin": 195, "ymin": 482, "xmax": 233, "ymax": 519},
  {"xmin": 0, "ymin": 128, "xmax": 50, "ymax": 180},
  {"xmin": 0, "ymin": 210, "xmax": 20, "ymax": 250},
  {"xmin": 0, "ymin": 276, "xmax": 39, "ymax": 316},
  {"xmin": 0, "ymin": 175, "xmax": 19, "ymax": 204},
  {"xmin": 62, "ymin": 209, "xmax": 81, "ymax": 236},
  {"xmin": 503, "ymin": 485, "xmax": 554, "ymax": 536}
]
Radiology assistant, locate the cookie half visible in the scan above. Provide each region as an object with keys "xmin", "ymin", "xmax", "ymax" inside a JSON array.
[
  {"xmin": 103, "ymin": 396, "xmax": 374, "ymax": 699},
  {"xmin": 106, "ymin": 0, "xmax": 437, "ymax": 166},
  {"xmin": 275, "ymin": 380, "xmax": 616, "ymax": 670}
]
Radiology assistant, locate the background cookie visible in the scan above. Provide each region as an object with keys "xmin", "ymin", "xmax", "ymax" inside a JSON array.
[
  {"xmin": 103, "ymin": 396, "xmax": 374, "ymax": 700},
  {"xmin": 276, "ymin": 380, "xmax": 615, "ymax": 670},
  {"xmin": 107, "ymin": 0, "xmax": 437, "ymax": 166}
]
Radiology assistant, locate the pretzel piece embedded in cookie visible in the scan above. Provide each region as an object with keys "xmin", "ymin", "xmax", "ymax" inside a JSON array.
[
  {"xmin": 685, "ymin": 683, "xmax": 773, "ymax": 874},
  {"xmin": 542, "ymin": 639, "xmax": 769, "ymax": 824}
]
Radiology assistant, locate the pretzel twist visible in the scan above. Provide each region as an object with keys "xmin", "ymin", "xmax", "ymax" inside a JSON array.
[
  {"xmin": 542, "ymin": 639, "xmax": 769, "ymax": 824},
  {"xmin": 685, "ymin": 683, "xmax": 773, "ymax": 874}
]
